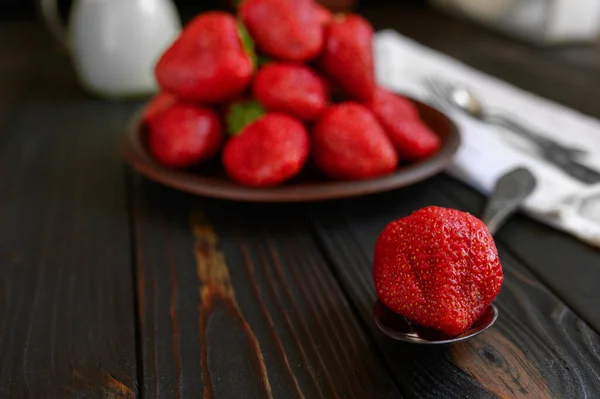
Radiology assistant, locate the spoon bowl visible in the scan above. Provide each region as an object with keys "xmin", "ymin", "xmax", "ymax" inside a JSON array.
[
  {"xmin": 451, "ymin": 87, "xmax": 484, "ymax": 118},
  {"xmin": 373, "ymin": 301, "xmax": 499, "ymax": 345}
]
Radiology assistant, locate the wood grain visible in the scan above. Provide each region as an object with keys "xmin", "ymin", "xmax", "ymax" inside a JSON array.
[
  {"xmin": 0, "ymin": 21, "xmax": 37, "ymax": 129},
  {"xmin": 0, "ymin": 24, "xmax": 137, "ymax": 397},
  {"xmin": 132, "ymin": 178, "xmax": 403, "ymax": 398},
  {"xmin": 449, "ymin": 329, "xmax": 552, "ymax": 399},
  {"xmin": 308, "ymin": 177, "xmax": 600, "ymax": 398},
  {"xmin": 2, "ymin": 5, "xmax": 600, "ymax": 397},
  {"xmin": 193, "ymin": 212, "xmax": 273, "ymax": 398}
]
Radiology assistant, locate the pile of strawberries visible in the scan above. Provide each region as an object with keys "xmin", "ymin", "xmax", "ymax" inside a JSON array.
[{"xmin": 143, "ymin": 0, "xmax": 441, "ymax": 187}]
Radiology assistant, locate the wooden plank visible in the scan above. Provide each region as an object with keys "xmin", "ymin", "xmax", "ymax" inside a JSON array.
[
  {"xmin": 0, "ymin": 24, "xmax": 138, "ymax": 397},
  {"xmin": 0, "ymin": 21, "xmax": 38, "ymax": 128},
  {"xmin": 308, "ymin": 176, "xmax": 600, "ymax": 398},
  {"xmin": 132, "ymin": 176, "xmax": 403, "ymax": 398}
]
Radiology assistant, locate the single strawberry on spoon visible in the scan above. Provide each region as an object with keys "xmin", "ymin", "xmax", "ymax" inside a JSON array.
[{"xmin": 373, "ymin": 167, "xmax": 536, "ymax": 344}]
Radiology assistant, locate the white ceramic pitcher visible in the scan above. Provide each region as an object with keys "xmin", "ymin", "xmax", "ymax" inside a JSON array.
[{"xmin": 39, "ymin": 0, "xmax": 182, "ymax": 99}]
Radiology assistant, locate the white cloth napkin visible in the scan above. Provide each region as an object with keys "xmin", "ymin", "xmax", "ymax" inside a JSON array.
[{"xmin": 374, "ymin": 30, "xmax": 600, "ymax": 247}]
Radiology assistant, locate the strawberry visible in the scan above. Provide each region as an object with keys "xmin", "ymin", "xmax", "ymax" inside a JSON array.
[
  {"xmin": 155, "ymin": 12, "xmax": 254, "ymax": 103},
  {"xmin": 253, "ymin": 63, "xmax": 329, "ymax": 122},
  {"xmin": 142, "ymin": 92, "xmax": 177, "ymax": 123},
  {"xmin": 314, "ymin": 3, "xmax": 333, "ymax": 25},
  {"xmin": 386, "ymin": 120, "xmax": 441, "ymax": 161},
  {"xmin": 223, "ymin": 102, "xmax": 309, "ymax": 186},
  {"xmin": 367, "ymin": 88, "xmax": 441, "ymax": 161},
  {"xmin": 312, "ymin": 102, "xmax": 398, "ymax": 180},
  {"xmin": 320, "ymin": 14, "xmax": 376, "ymax": 101},
  {"xmin": 373, "ymin": 206, "xmax": 503, "ymax": 337},
  {"xmin": 239, "ymin": 0, "xmax": 324, "ymax": 62},
  {"xmin": 367, "ymin": 87, "xmax": 419, "ymax": 121},
  {"xmin": 147, "ymin": 104, "xmax": 223, "ymax": 168}
]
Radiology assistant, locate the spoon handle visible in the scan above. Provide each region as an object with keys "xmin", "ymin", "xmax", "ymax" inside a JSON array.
[{"xmin": 482, "ymin": 167, "xmax": 537, "ymax": 236}]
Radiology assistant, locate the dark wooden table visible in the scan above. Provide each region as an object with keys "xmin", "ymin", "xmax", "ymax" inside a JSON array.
[{"xmin": 2, "ymin": 4, "xmax": 600, "ymax": 398}]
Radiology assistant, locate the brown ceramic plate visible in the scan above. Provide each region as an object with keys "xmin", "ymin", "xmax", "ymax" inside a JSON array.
[{"xmin": 122, "ymin": 97, "xmax": 460, "ymax": 202}]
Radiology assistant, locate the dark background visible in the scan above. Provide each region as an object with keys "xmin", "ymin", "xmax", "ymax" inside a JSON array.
[
  {"xmin": 0, "ymin": 0, "xmax": 428, "ymax": 20},
  {"xmin": 2, "ymin": 0, "xmax": 222, "ymax": 19}
]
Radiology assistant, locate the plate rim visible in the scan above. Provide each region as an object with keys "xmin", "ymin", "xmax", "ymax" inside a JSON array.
[{"xmin": 121, "ymin": 98, "xmax": 461, "ymax": 202}]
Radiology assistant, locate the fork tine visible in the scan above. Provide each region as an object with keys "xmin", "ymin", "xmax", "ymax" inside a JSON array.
[
  {"xmin": 428, "ymin": 96, "xmax": 447, "ymax": 111},
  {"xmin": 422, "ymin": 77, "xmax": 451, "ymax": 110},
  {"xmin": 424, "ymin": 77, "xmax": 447, "ymax": 98},
  {"xmin": 429, "ymin": 77, "xmax": 452, "ymax": 98}
]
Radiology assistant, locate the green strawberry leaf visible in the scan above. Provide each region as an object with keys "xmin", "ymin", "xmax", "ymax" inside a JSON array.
[
  {"xmin": 256, "ymin": 54, "xmax": 273, "ymax": 68},
  {"xmin": 227, "ymin": 100, "xmax": 266, "ymax": 135},
  {"xmin": 237, "ymin": 20, "xmax": 257, "ymax": 69}
]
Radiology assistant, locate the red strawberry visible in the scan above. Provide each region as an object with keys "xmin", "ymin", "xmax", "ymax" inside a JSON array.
[
  {"xmin": 320, "ymin": 14, "xmax": 376, "ymax": 101},
  {"xmin": 367, "ymin": 88, "xmax": 441, "ymax": 161},
  {"xmin": 253, "ymin": 63, "xmax": 329, "ymax": 122},
  {"xmin": 155, "ymin": 12, "xmax": 254, "ymax": 103},
  {"xmin": 387, "ymin": 121, "xmax": 441, "ymax": 161},
  {"xmin": 239, "ymin": 0, "xmax": 324, "ymax": 62},
  {"xmin": 147, "ymin": 104, "xmax": 222, "ymax": 168},
  {"xmin": 223, "ymin": 107, "xmax": 309, "ymax": 187},
  {"xmin": 314, "ymin": 3, "xmax": 333, "ymax": 25},
  {"xmin": 373, "ymin": 206, "xmax": 503, "ymax": 337},
  {"xmin": 312, "ymin": 102, "xmax": 398, "ymax": 180},
  {"xmin": 367, "ymin": 87, "xmax": 419, "ymax": 121},
  {"xmin": 142, "ymin": 92, "xmax": 177, "ymax": 123}
]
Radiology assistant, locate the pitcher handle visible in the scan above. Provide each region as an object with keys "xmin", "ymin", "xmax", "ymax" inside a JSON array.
[{"xmin": 38, "ymin": 0, "xmax": 70, "ymax": 52}]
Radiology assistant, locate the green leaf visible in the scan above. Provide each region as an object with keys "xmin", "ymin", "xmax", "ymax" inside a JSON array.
[
  {"xmin": 256, "ymin": 54, "xmax": 273, "ymax": 68},
  {"xmin": 227, "ymin": 100, "xmax": 266, "ymax": 135},
  {"xmin": 237, "ymin": 20, "xmax": 257, "ymax": 69}
]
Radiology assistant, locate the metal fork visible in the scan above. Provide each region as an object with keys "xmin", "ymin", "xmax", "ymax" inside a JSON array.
[{"xmin": 423, "ymin": 77, "xmax": 600, "ymax": 184}]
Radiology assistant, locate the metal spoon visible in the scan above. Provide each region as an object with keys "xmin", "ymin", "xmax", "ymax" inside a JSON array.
[
  {"xmin": 424, "ymin": 78, "xmax": 600, "ymax": 184},
  {"xmin": 373, "ymin": 167, "xmax": 537, "ymax": 345}
]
